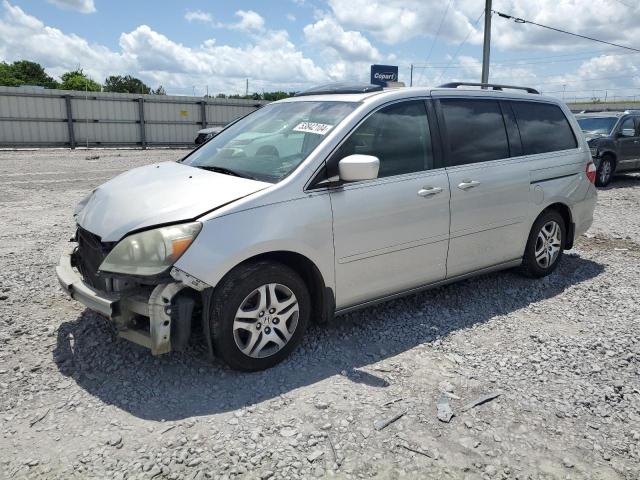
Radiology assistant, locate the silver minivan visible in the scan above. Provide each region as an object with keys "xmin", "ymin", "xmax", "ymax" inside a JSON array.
[{"xmin": 57, "ymin": 82, "xmax": 597, "ymax": 371}]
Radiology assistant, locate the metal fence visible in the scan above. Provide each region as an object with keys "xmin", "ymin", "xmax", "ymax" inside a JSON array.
[
  {"xmin": 0, "ymin": 86, "xmax": 268, "ymax": 148},
  {"xmin": 567, "ymin": 102, "xmax": 639, "ymax": 113}
]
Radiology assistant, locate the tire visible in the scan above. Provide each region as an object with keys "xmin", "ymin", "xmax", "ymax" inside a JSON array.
[
  {"xmin": 595, "ymin": 155, "xmax": 614, "ymax": 187},
  {"xmin": 209, "ymin": 261, "xmax": 310, "ymax": 371},
  {"xmin": 520, "ymin": 210, "xmax": 566, "ymax": 278}
]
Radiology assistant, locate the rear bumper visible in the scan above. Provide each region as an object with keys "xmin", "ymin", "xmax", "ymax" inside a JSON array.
[
  {"xmin": 573, "ymin": 184, "xmax": 597, "ymax": 239},
  {"xmin": 56, "ymin": 251, "xmax": 187, "ymax": 355}
]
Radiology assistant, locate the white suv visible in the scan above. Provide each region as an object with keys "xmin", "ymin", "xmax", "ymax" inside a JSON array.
[{"xmin": 57, "ymin": 82, "xmax": 597, "ymax": 371}]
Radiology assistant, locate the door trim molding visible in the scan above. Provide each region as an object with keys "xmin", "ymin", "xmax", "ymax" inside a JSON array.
[
  {"xmin": 335, "ymin": 258, "xmax": 522, "ymax": 315},
  {"xmin": 338, "ymin": 235, "xmax": 449, "ymax": 264}
]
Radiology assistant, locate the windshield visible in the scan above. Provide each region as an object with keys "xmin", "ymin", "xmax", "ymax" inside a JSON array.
[
  {"xmin": 577, "ymin": 117, "xmax": 617, "ymax": 135},
  {"xmin": 182, "ymin": 101, "xmax": 358, "ymax": 183}
]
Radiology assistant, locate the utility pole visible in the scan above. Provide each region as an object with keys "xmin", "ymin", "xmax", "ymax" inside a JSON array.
[
  {"xmin": 481, "ymin": 0, "xmax": 492, "ymax": 86},
  {"xmin": 410, "ymin": 64, "xmax": 414, "ymax": 87},
  {"xmin": 245, "ymin": 78, "xmax": 249, "ymax": 97}
]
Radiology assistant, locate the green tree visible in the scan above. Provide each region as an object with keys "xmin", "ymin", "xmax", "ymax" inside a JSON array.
[
  {"xmin": 262, "ymin": 91, "xmax": 295, "ymax": 101},
  {"xmin": 151, "ymin": 85, "xmax": 166, "ymax": 95},
  {"xmin": 215, "ymin": 93, "xmax": 227, "ymax": 99},
  {"xmin": 60, "ymin": 69, "xmax": 101, "ymax": 92},
  {"xmin": 0, "ymin": 60, "xmax": 58, "ymax": 88},
  {"xmin": 104, "ymin": 75, "xmax": 151, "ymax": 94}
]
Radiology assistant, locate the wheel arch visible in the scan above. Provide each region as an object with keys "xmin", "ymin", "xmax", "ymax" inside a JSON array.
[
  {"xmin": 599, "ymin": 150, "xmax": 617, "ymax": 170},
  {"xmin": 221, "ymin": 250, "xmax": 334, "ymax": 325},
  {"xmin": 539, "ymin": 202, "xmax": 574, "ymax": 250}
]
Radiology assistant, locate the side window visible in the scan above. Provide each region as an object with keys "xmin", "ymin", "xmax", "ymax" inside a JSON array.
[
  {"xmin": 333, "ymin": 100, "xmax": 433, "ymax": 178},
  {"xmin": 620, "ymin": 117, "xmax": 636, "ymax": 137},
  {"xmin": 439, "ymin": 99, "xmax": 510, "ymax": 166},
  {"xmin": 511, "ymin": 101, "xmax": 577, "ymax": 154}
]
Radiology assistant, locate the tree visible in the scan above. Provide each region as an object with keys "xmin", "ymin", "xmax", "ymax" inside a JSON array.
[
  {"xmin": 215, "ymin": 93, "xmax": 227, "ymax": 98},
  {"xmin": 151, "ymin": 85, "xmax": 166, "ymax": 95},
  {"xmin": 60, "ymin": 69, "xmax": 101, "ymax": 92},
  {"xmin": 262, "ymin": 91, "xmax": 295, "ymax": 101},
  {"xmin": 104, "ymin": 75, "xmax": 151, "ymax": 94},
  {"xmin": 0, "ymin": 60, "xmax": 58, "ymax": 88}
]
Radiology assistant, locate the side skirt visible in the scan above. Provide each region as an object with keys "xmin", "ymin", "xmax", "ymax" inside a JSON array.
[{"xmin": 334, "ymin": 258, "xmax": 523, "ymax": 316}]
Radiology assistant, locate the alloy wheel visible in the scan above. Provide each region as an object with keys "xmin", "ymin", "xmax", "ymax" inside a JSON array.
[
  {"xmin": 233, "ymin": 283, "xmax": 299, "ymax": 358},
  {"xmin": 534, "ymin": 220, "xmax": 562, "ymax": 269},
  {"xmin": 600, "ymin": 159, "xmax": 612, "ymax": 185}
]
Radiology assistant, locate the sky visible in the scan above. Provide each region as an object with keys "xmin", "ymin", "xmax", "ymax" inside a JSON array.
[{"xmin": 0, "ymin": 0, "xmax": 639, "ymax": 101}]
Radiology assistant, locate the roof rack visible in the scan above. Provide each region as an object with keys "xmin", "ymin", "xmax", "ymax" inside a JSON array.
[
  {"xmin": 295, "ymin": 83, "xmax": 383, "ymax": 97},
  {"xmin": 438, "ymin": 82, "xmax": 540, "ymax": 94}
]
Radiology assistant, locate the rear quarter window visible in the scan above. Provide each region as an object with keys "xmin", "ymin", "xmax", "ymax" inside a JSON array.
[{"xmin": 511, "ymin": 101, "xmax": 577, "ymax": 155}]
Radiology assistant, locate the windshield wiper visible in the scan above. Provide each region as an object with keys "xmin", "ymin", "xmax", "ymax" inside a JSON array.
[{"xmin": 195, "ymin": 165, "xmax": 256, "ymax": 180}]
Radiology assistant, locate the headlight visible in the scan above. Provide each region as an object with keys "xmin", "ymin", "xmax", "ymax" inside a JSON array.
[{"xmin": 99, "ymin": 222, "xmax": 202, "ymax": 276}]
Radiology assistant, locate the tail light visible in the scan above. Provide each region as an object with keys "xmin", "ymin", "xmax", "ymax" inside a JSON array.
[{"xmin": 586, "ymin": 161, "xmax": 597, "ymax": 184}]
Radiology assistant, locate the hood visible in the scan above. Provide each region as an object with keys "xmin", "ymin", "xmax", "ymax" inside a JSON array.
[
  {"xmin": 75, "ymin": 161, "xmax": 270, "ymax": 241},
  {"xmin": 197, "ymin": 126, "xmax": 224, "ymax": 135},
  {"xmin": 584, "ymin": 132, "xmax": 606, "ymax": 142}
]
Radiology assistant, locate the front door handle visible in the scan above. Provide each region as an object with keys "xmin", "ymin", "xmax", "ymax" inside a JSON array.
[
  {"xmin": 417, "ymin": 186, "xmax": 443, "ymax": 197},
  {"xmin": 457, "ymin": 180, "xmax": 480, "ymax": 190}
]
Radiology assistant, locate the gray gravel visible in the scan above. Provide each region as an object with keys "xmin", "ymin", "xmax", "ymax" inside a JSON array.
[{"xmin": 0, "ymin": 149, "xmax": 639, "ymax": 479}]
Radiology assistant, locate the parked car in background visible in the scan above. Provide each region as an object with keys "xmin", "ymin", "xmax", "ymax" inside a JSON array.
[
  {"xmin": 57, "ymin": 82, "xmax": 597, "ymax": 371},
  {"xmin": 575, "ymin": 110, "xmax": 640, "ymax": 186},
  {"xmin": 194, "ymin": 126, "xmax": 224, "ymax": 145}
]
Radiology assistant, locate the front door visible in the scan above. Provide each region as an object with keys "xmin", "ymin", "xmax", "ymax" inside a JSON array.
[
  {"xmin": 616, "ymin": 116, "xmax": 640, "ymax": 171},
  {"xmin": 329, "ymin": 100, "xmax": 450, "ymax": 308}
]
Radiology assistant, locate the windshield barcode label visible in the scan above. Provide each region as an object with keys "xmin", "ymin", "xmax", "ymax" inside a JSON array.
[{"xmin": 293, "ymin": 122, "xmax": 333, "ymax": 135}]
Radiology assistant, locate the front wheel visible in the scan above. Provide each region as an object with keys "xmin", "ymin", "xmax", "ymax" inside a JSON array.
[
  {"xmin": 209, "ymin": 261, "xmax": 310, "ymax": 371},
  {"xmin": 520, "ymin": 210, "xmax": 566, "ymax": 278}
]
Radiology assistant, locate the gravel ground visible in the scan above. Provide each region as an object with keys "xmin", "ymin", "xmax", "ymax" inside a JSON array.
[{"xmin": 0, "ymin": 149, "xmax": 639, "ymax": 480}]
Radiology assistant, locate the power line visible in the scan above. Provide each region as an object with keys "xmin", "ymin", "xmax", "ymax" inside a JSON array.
[
  {"xmin": 609, "ymin": 0, "xmax": 635, "ymax": 8},
  {"xmin": 433, "ymin": 10, "xmax": 485, "ymax": 85},
  {"xmin": 414, "ymin": 48, "xmax": 640, "ymax": 69},
  {"xmin": 415, "ymin": 0, "xmax": 454, "ymax": 86},
  {"xmin": 493, "ymin": 10, "xmax": 640, "ymax": 53}
]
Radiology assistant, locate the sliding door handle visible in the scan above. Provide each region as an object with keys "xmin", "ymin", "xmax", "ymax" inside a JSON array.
[
  {"xmin": 417, "ymin": 186, "xmax": 443, "ymax": 197},
  {"xmin": 457, "ymin": 180, "xmax": 480, "ymax": 190}
]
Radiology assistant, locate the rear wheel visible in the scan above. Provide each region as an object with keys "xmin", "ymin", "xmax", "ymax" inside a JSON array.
[
  {"xmin": 595, "ymin": 155, "xmax": 614, "ymax": 187},
  {"xmin": 209, "ymin": 261, "xmax": 310, "ymax": 371},
  {"xmin": 520, "ymin": 210, "xmax": 566, "ymax": 278}
]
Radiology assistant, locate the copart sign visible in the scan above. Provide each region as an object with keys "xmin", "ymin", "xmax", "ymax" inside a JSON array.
[{"xmin": 370, "ymin": 64, "xmax": 399, "ymax": 87}]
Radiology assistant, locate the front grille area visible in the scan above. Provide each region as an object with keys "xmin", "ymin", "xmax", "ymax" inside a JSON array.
[{"xmin": 74, "ymin": 227, "xmax": 114, "ymax": 290}]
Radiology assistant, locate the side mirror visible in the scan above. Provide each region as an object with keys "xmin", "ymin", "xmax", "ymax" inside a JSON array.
[
  {"xmin": 338, "ymin": 154, "xmax": 380, "ymax": 182},
  {"xmin": 619, "ymin": 128, "xmax": 635, "ymax": 137}
]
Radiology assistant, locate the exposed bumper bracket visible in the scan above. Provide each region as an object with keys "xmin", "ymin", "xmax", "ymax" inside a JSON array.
[{"xmin": 56, "ymin": 251, "xmax": 189, "ymax": 356}]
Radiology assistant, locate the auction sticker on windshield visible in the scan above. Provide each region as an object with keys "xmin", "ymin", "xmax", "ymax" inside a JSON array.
[{"xmin": 293, "ymin": 122, "xmax": 333, "ymax": 135}]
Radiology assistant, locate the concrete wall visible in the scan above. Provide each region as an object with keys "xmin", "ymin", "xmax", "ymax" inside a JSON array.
[{"xmin": 0, "ymin": 86, "xmax": 268, "ymax": 148}]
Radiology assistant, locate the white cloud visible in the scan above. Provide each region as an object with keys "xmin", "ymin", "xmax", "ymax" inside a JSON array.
[
  {"xmin": 286, "ymin": 13, "xmax": 296, "ymax": 22},
  {"xmin": 304, "ymin": 17, "xmax": 380, "ymax": 63},
  {"xmin": 0, "ymin": 1, "xmax": 127, "ymax": 81},
  {"xmin": 0, "ymin": 1, "xmax": 328, "ymax": 94},
  {"xmin": 46, "ymin": 0, "xmax": 95, "ymax": 13},
  {"xmin": 488, "ymin": 1, "xmax": 640, "ymax": 51},
  {"xmin": 327, "ymin": 0, "xmax": 640, "ymax": 54},
  {"xmin": 327, "ymin": 0, "xmax": 479, "ymax": 45},
  {"xmin": 184, "ymin": 10, "xmax": 212, "ymax": 23},
  {"xmin": 230, "ymin": 10, "xmax": 265, "ymax": 32}
]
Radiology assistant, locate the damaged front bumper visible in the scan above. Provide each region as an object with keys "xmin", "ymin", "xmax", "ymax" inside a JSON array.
[{"xmin": 56, "ymin": 251, "xmax": 200, "ymax": 355}]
